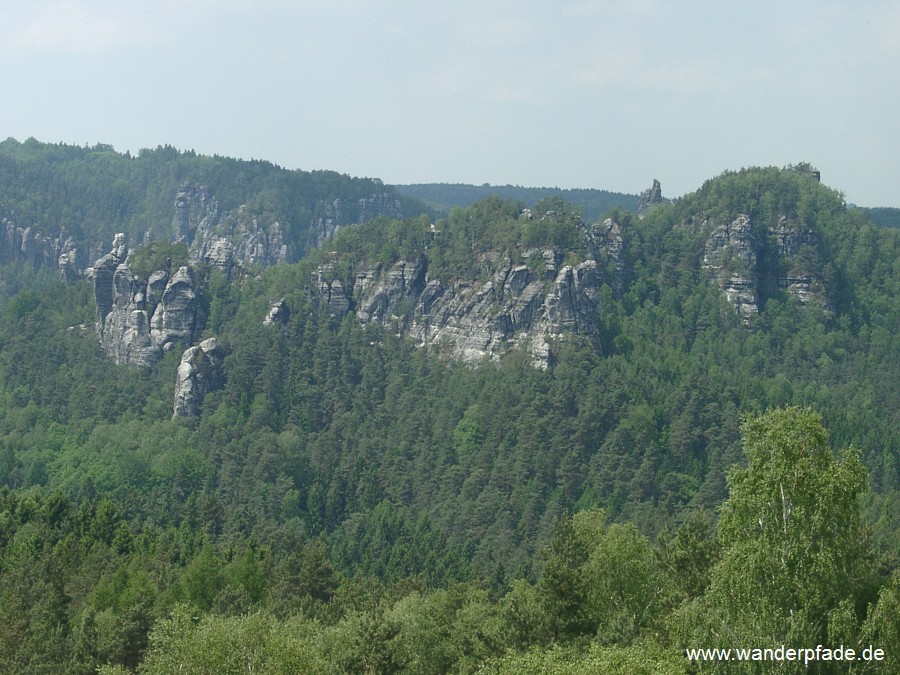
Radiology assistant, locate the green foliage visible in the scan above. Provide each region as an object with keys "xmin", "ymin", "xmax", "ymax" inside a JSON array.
[
  {"xmin": 860, "ymin": 572, "xmax": 900, "ymax": 674},
  {"xmin": 536, "ymin": 510, "xmax": 675, "ymax": 644},
  {"xmin": 481, "ymin": 642, "xmax": 689, "ymax": 675},
  {"xmin": 324, "ymin": 194, "xmax": 590, "ymax": 282},
  {"xmin": 688, "ymin": 407, "xmax": 877, "ymax": 672},
  {"xmin": 0, "ymin": 158, "xmax": 898, "ymax": 671},
  {"xmin": 0, "ymin": 137, "xmax": 406, "ymax": 257},
  {"xmin": 127, "ymin": 241, "xmax": 189, "ymax": 279},
  {"xmin": 855, "ymin": 206, "xmax": 900, "ymax": 228},
  {"xmin": 656, "ymin": 510, "xmax": 720, "ymax": 599},
  {"xmin": 139, "ymin": 605, "xmax": 329, "ymax": 675},
  {"xmin": 395, "ymin": 182, "xmax": 641, "ymax": 222}
]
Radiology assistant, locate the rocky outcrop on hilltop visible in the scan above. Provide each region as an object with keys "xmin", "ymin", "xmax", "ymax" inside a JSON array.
[
  {"xmin": 702, "ymin": 213, "xmax": 830, "ymax": 322},
  {"xmin": 358, "ymin": 193, "xmax": 404, "ymax": 223},
  {"xmin": 172, "ymin": 337, "xmax": 226, "ymax": 418},
  {"xmin": 768, "ymin": 216, "xmax": 829, "ymax": 308},
  {"xmin": 310, "ymin": 248, "xmax": 604, "ymax": 368},
  {"xmin": 702, "ymin": 214, "xmax": 760, "ymax": 321},
  {"xmin": 585, "ymin": 217, "xmax": 626, "ymax": 292},
  {"xmin": 638, "ymin": 180, "xmax": 664, "ymax": 218},
  {"xmin": 89, "ymin": 235, "xmax": 204, "ymax": 366}
]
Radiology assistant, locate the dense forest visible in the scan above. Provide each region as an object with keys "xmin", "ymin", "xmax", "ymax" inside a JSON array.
[
  {"xmin": 0, "ymin": 137, "xmax": 430, "ymax": 261},
  {"xmin": 394, "ymin": 182, "xmax": 640, "ymax": 221},
  {"xmin": 856, "ymin": 206, "xmax": 900, "ymax": 229},
  {"xmin": 0, "ymin": 147, "xmax": 897, "ymax": 672}
]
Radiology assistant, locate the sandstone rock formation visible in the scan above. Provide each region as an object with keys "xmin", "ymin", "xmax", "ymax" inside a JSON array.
[
  {"xmin": 90, "ymin": 235, "xmax": 204, "ymax": 366},
  {"xmin": 314, "ymin": 193, "xmax": 404, "ymax": 247},
  {"xmin": 1, "ymin": 209, "xmax": 87, "ymax": 279},
  {"xmin": 176, "ymin": 184, "xmax": 404, "ymax": 269},
  {"xmin": 638, "ymin": 179, "xmax": 664, "ymax": 218},
  {"xmin": 358, "ymin": 193, "xmax": 404, "ymax": 223},
  {"xmin": 264, "ymin": 298, "xmax": 292, "ymax": 326},
  {"xmin": 702, "ymin": 214, "xmax": 760, "ymax": 322},
  {"xmin": 702, "ymin": 213, "xmax": 830, "ymax": 322},
  {"xmin": 312, "ymin": 249, "xmax": 604, "ymax": 368},
  {"xmin": 172, "ymin": 337, "xmax": 226, "ymax": 418},
  {"xmin": 172, "ymin": 184, "xmax": 291, "ymax": 275},
  {"xmin": 57, "ymin": 245, "xmax": 82, "ymax": 282}
]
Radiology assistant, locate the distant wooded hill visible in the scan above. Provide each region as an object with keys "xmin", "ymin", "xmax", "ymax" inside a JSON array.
[
  {"xmin": 0, "ymin": 137, "xmax": 432, "ymax": 268},
  {"xmin": 394, "ymin": 182, "xmax": 641, "ymax": 221},
  {"xmin": 855, "ymin": 206, "xmax": 900, "ymax": 228}
]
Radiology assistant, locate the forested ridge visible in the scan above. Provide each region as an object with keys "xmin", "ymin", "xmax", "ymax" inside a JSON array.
[
  {"xmin": 0, "ymin": 137, "xmax": 427, "ymax": 264},
  {"xmin": 394, "ymin": 182, "xmax": 640, "ymax": 221},
  {"xmin": 0, "ymin": 150, "xmax": 897, "ymax": 672}
]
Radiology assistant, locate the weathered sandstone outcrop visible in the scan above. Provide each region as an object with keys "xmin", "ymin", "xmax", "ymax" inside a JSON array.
[
  {"xmin": 172, "ymin": 184, "xmax": 291, "ymax": 275},
  {"xmin": 176, "ymin": 184, "xmax": 404, "ymax": 270},
  {"xmin": 310, "ymin": 249, "xmax": 603, "ymax": 368},
  {"xmin": 638, "ymin": 179, "xmax": 664, "ymax": 218},
  {"xmin": 89, "ymin": 235, "xmax": 204, "ymax": 366},
  {"xmin": 702, "ymin": 213, "xmax": 830, "ymax": 322},
  {"xmin": 1, "ymin": 208, "xmax": 87, "ymax": 280},
  {"xmin": 172, "ymin": 337, "xmax": 226, "ymax": 418},
  {"xmin": 264, "ymin": 298, "xmax": 292, "ymax": 327},
  {"xmin": 314, "ymin": 193, "xmax": 404, "ymax": 247}
]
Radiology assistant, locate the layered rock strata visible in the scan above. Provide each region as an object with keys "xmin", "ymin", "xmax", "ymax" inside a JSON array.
[
  {"xmin": 702, "ymin": 213, "xmax": 830, "ymax": 322},
  {"xmin": 172, "ymin": 185, "xmax": 291, "ymax": 275},
  {"xmin": 314, "ymin": 193, "xmax": 404, "ymax": 247}
]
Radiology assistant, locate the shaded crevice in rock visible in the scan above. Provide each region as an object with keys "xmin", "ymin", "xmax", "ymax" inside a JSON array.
[
  {"xmin": 264, "ymin": 298, "xmax": 292, "ymax": 326},
  {"xmin": 702, "ymin": 213, "xmax": 831, "ymax": 322}
]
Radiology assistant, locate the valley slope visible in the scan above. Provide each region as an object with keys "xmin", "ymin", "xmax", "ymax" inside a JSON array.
[{"xmin": 0, "ymin": 145, "xmax": 897, "ymax": 672}]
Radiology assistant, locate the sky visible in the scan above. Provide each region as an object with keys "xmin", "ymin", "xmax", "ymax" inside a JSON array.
[{"xmin": 1, "ymin": 0, "xmax": 899, "ymax": 206}]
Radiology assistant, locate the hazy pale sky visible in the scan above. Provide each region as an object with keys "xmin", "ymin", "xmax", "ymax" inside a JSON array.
[{"xmin": 1, "ymin": 0, "xmax": 898, "ymax": 206}]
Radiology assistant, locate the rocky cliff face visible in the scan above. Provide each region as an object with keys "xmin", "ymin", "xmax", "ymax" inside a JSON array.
[
  {"xmin": 89, "ymin": 235, "xmax": 205, "ymax": 366},
  {"xmin": 172, "ymin": 337, "xmax": 225, "ymax": 418},
  {"xmin": 702, "ymin": 213, "xmax": 830, "ymax": 321},
  {"xmin": 1, "ymin": 208, "xmax": 87, "ymax": 280},
  {"xmin": 176, "ymin": 185, "xmax": 404, "ymax": 270},
  {"xmin": 311, "ymin": 248, "xmax": 604, "ymax": 368},
  {"xmin": 172, "ymin": 185, "xmax": 291, "ymax": 275},
  {"xmin": 264, "ymin": 298, "xmax": 292, "ymax": 327},
  {"xmin": 314, "ymin": 193, "xmax": 404, "ymax": 247}
]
